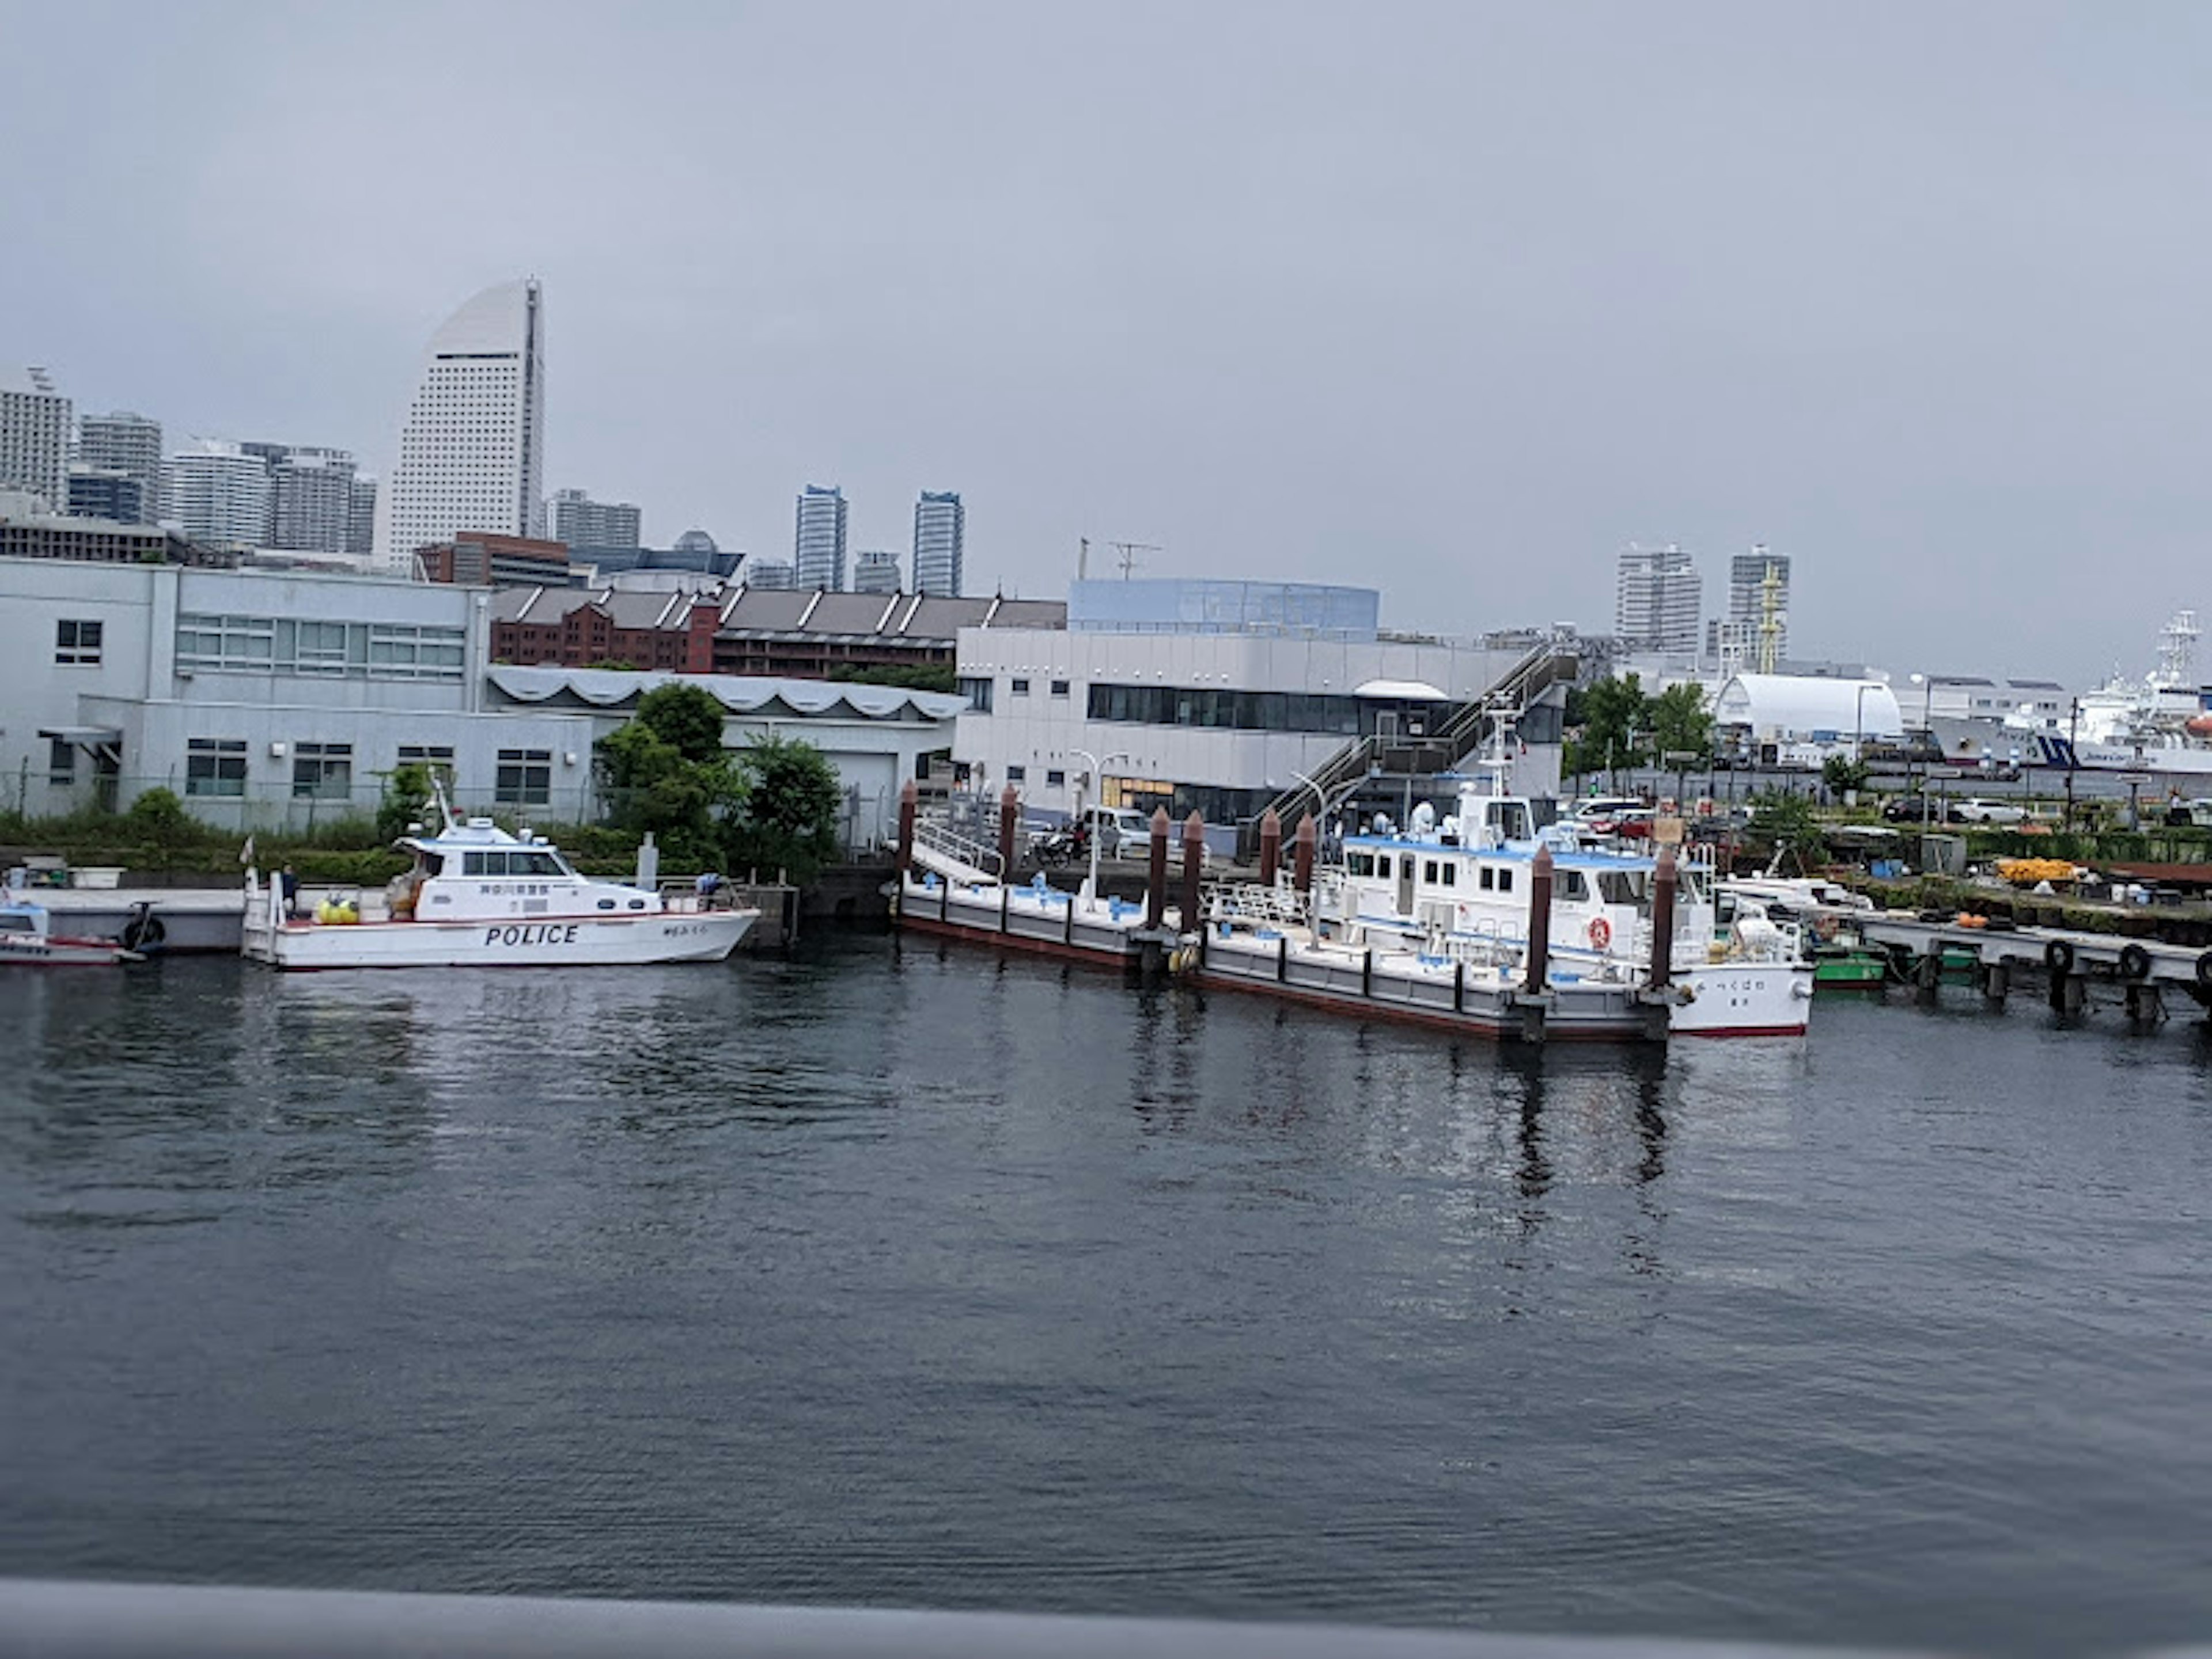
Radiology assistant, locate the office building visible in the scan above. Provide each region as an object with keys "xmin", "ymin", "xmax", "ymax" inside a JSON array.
[
  {"xmin": 244, "ymin": 442, "xmax": 359, "ymax": 556},
  {"xmin": 163, "ymin": 441, "xmax": 272, "ymax": 549},
  {"xmin": 1, "ymin": 489, "xmax": 211, "ymax": 566},
  {"xmin": 347, "ymin": 475, "xmax": 377, "ymax": 558},
  {"xmin": 793, "ymin": 484, "xmax": 847, "ymax": 591},
  {"xmin": 853, "ymin": 549, "xmax": 902, "ymax": 594},
  {"xmin": 75, "ymin": 410, "xmax": 162, "ymax": 522},
  {"xmin": 417, "ymin": 533, "xmax": 574, "ymax": 588},
  {"xmin": 1613, "ymin": 543, "xmax": 1701, "ymax": 654},
  {"xmin": 712, "ymin": 588, "xmax": 1063, "ymax": 680},
  {"xmin": 1, "ymin": 367, "xmax": 71, "ymax": 508},
  {"xmin": 1726, "ymin": 545, "xmax": 1791, "ymax": 665},
  {"xmin": 551, "ymin": 487, "xmax": 642, "ymax": 551},
  {"xmin": 377, "ymin": 277, "xmax": 547, "ymax": 571},
  {"xmin": 912, "ymin": 489, "xmax": 964, "ymax": 596},
  {"xmin": 745, "ymin": 558, "xmax": 796, "ymax": 590},
  {"xmin": 66, "ymin": 467, "xmax": 147, "ymax": 525}
]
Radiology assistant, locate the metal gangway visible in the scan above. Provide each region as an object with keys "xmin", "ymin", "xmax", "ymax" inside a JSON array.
[{"xmin": 908, "ymin": 814, "xmax": 1006, "ymax": 887}]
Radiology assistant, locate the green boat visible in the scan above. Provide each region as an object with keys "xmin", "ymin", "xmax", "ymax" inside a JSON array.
[{"xmin": 1812, "ymin": 945, "xmax": 1889, "ymax": 988}]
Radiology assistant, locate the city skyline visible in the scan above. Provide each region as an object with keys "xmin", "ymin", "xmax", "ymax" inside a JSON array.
[{"xmin": 7, "ymin": 3, "xmax": 2210, "ymax": 677}]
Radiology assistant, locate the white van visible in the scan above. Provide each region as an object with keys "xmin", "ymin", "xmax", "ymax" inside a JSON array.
[{"xmin": 1081, "ymin": 805, "xmax": 1156, "ymax": 855}]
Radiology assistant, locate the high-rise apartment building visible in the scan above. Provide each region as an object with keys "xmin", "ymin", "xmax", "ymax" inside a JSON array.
[
  {"xmin": 745, "ymin": 558, "xmax": 797, "ymax": 590},
  {"xmin": 551, "ymin": 487, "xmax": 642, "ymax": 551},
  {"xmin": 243, "ymin": 442, "xmax": 359, "ymax": 556},
  {"xmin": 66, "ymin": 467, "xmax": 147, "ymax": 524},
  {"xmin": 853, "ymin": 549, "xmax": 902, "ymax": 594},
  {"xmin": 794, "ymin": 484, "xmax": 847, "ymax": 591},
  {"xmin": 1726, "ymin": 545, "xmax": 1791, "ymax": 665},
  {"xmin": 347, "ymin": 476, "xmax": 377, "ymax": 558},
  {"xmin": 76, "ymin": 410, "xmax": 162, "ymax": 522},
  {"xmin": 1, "ymin": 368, "xmax": 72, "ymax": 508},
  {"xmin": 163, "ymin": 441, "xmax": 272, "ymax": 548},
  {"xmin": 376, "ymin": 278, "xmax": 547, "ymax": 572},
  {"xmin": 1613, "ymin": 543, "xmax": 1701, "ymax": 654},
  {"xmin": 911, "ymin": 489, "xmax": 964, "ymax": 596}
]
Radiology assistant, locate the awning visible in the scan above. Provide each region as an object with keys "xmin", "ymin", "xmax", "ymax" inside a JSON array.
[
  {"xmin": 39, "ymin": 725, "xmax": 123, "ymax": 751},
  {"xmin": 1352, "ymin": 678, "xmax": 1450, "ymax": 700}
]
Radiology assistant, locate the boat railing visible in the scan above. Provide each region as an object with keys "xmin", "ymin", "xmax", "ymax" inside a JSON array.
[
  {"xmin": 1202, "ymin": 879, "xmax": 1309, "ymax": 931},
  {"xmin": 911, "ymin": 815, "xmax": 1007, "ymax": 885}
]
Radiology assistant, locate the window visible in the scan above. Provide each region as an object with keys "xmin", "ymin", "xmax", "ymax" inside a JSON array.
[
  {"xmin": 47, "ymin": 737, "xmax": 75, "ymax": 786},
  {"xmin": 1422, "ymin": 859, "xmax": 1437, "ymax": 883},
  {"xmin": 1046, "ymin": 769, "xmax": 1066, "ymax": 787},
  {"xmin": 397, "ymin": 744, "xmax": 456, "ymax": 783},
  {"xmin": 291, "ymin": 741, "xmax": 353, "ymax": 799},
  {"xmin": 54, "ymin": 619, "xmax": 103, "ymax": 665},
  {"xmin": 1557, "ymin": 871, "xmax": 1588, "ymax": 900},
  {"xmin": 1479, "ymin": 866, "xmax": 1495, "ymax": 891},
  {"xmin": 1005, "ymin": 764, "xmax": 1027, "ymax": 783},
  {"xmin": 1050, "ymin": 679, "xmax": 1070, "ymax": 697},
  {"xmin": 1497, "ymin": 868, "xmax": 1514, "ymax": 894},
  {"xmin": 176, "ymin": 614, "xmax": 466, "ymax": 681},
  {"xmin": 185, "ymin": 738, "xmax": 247, "ymax": 797},
  {"xmin": 1376, "ymin": 854, "xmax": 1392, "ymax": 877},
  {"xmin": 956, "ymin": 676, "xmax": 994, "ymax": 714},
  {"xmin": 1010, "ymin": 677, "xmax": 1031, "ymax": 696},
  {"xmin": 1348, "ymin": 851, "xmax": 1374, "ymax": 877},
  {"xmin": 1442, "ymin": 863, "xmax": 1456, "ymax": 888},
  {"xmin": 495, "ymin": 748, "xmax": 551, "ymax": 807}
]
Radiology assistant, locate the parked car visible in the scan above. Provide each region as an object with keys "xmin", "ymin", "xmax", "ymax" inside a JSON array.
[
  {"xmin": 1948, "ymin": 797, "xmax": 2027, "ymax": 825},
  {"xmin": 1881, "ymin": 794, "xmax": 1937, "ymax": 823},
  {"xmin": 1081, "ymin": 805, "xmax": 1156, "ymax": 857}
]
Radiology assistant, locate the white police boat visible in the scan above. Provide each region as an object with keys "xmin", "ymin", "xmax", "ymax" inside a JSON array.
[
  {"xmin": 0, "ymin": 894, "xmax": 139, "ymax": 967},
  {"xmin": 241, "ymin": 796, "xmax": 755, "ymax": 971}
]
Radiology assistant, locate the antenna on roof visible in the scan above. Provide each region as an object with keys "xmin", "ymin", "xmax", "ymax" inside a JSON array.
[
  {"xmin": 1078, "ymin": 536, "xmax": 1089, "ymax": 581},
  {"xmin": 1109, "ymin": 540, "xmax": 1160, "ymax": 580}
]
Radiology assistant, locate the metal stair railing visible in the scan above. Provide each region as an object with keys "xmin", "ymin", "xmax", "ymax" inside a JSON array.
[{"xmin": 910, "ymin": 816, "xmax": 1005, "ymax": 885}]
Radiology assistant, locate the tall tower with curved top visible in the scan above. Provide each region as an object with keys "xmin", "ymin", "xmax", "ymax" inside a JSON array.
[{"xmin": 374, "ymin": 278, "xmax": 546, "ymax": 573}]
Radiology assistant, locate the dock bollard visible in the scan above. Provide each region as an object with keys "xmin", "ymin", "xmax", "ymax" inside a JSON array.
[
  {"xmin": 1649, "ymin": 846, "xmax": 1677, "ymax": 990},
  {"xmin": 998, "ymin": 785, "xmax": 1020, "ymax": 878},
  {"xmin": 1145, "ymin": 808, "xmax": 1171, "ymax": 931},
  {"xmin": 897, "ymin": 780, "xmax": 918, "ymax": 879},
  {"xmin": 1293, "ymin": 815, "xmax": 1315, "ymax": 895},
  {"xmin": 1523, "ymin": 844, "xmax": 1554, "ymax": 994},
  {"xmin": 1258, "ymin": 808, "xmax": 1281, "ymax": 888},
  {"xmin": 1180, "ymin": 812, "xmax": 1206, "ymax": 929}
]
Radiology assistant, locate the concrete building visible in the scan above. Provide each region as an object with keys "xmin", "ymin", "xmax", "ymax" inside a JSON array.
[
  {"xmin": 551, "ymin": 487, "xmax": 642, "ymax": 551},
  {"xmin": 713, "ymin": 588, "xmax": 1062, "ymax": 681},
  {"xmin": 1614, "ymin": 543, "xmax": 1700, "ymax": 655},
  {"xmin": 66, "ymin": 467, "xmax": 147, "ymax": 525},
  {"xmin": 1712, "ymin": 673, "xmax": 1903, "ymax": 765},
  {"xmin": 955, "ymin": 578, "xmax": 1551, "ymax": 836},
  {"xmin": 794, "ymin": 484, "xmax": 847, "ymax": 591},
  {"xmin": 161, "ymin": 441, "xmax": 272, "ymax": 550},
  {"xmin": 745, "ymin": 559, "xmax": 796, "ymax": 590},
  {"xmin": 417, "ymin": 533, "xmax": 574, "ymax": 588},
  {"xmin": 75, "ymin": 410, "xmax": 162, "ymax": 522},
  {"xmin": 242, "ymin": 443, "xmax": 360, "ymax": 556},
  {"xmin": 1, "ymin": 368, "xmax": 71, "ymax": 507},
  {"xmin": 852, "ymin": 550, "xmax": 902, "ymax": 594},
  {"xmin": 911, "ymin": 489, "xmax": 964, "ymax": 596},
  {"xmin": 1, "ymin": 490, "xmax": 210, "ymax": 567},
  {"xmin": 571, "ymin": 533, "xmax": 741, "ymax": 583},
  {"xmin": 376, "ymin": 278, "xmax": 547, "ymax": 571},
  {"xmin": 1726, "ymin": 546, "xmax": 1791, "ymax": 665},
  {"xmin": 347, "ymin": 475, "xmax": 377, "ymax": 558},
  {"xmin": 491, "ymin": 585, "xmax": 719, "ymax": 673}
]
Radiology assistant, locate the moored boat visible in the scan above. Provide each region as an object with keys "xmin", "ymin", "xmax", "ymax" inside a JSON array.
[{"xmin": 0, "ymin": 895, "xmax": 139, "ymax": 966}]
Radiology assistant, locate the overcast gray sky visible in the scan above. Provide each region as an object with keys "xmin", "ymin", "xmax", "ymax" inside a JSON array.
[{"xmin": 3, "ymin": 1, "xmax": 2205, "ymax": 681}]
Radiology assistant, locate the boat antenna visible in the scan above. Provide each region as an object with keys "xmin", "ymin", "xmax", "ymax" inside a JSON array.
[{"xmin": 429, "ymin": 774, "xmax": 459, "ymax": 836}]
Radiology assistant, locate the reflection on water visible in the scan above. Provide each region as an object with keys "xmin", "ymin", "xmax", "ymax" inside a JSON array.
[{"xmin": 3, "ymin": 946, "xmax": 2212, "ymax": 1655}]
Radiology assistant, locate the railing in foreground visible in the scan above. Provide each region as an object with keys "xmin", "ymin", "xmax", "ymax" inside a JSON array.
[{"xmin": 0, "ymin": 1580, "xmax": 1949, "ymax": 1659}]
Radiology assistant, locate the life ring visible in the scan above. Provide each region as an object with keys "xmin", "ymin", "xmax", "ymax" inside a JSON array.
[
  {"xmin": 2044, "ymin": 939, "xmax": 2074, "ymax": 975},
  {"xmin": 2118, "ymin": 942, "xmax": 2152, "ymax": 982},
  {"xmin": 1587, "ymin": 916, "xmax": 1612, "ymax": 950}
]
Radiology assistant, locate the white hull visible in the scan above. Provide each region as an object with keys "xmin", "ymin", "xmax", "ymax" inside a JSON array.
[
  {"xmin": 0, "ymin": 934, "xmax": 132, "ymax": 967},
  {"xmin": 1672, "ymin": 961, "xmax": 1814, "ymax": 1037},
  {"xmin": 244, "ymin": 898, "xmax": 753, "ymax": 970}
]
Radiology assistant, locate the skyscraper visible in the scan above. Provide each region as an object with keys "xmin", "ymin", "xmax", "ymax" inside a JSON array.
[
  {"xmin": 164, "ymin": 441, "xmax": 272, "ymax": 548},
  {"xmin": 347, "ymin": 475, "xmax": 378, "ymax": 558},
  {"xmin": 794, "ymin": 484, "xmax": 847, "ymax": 590},
  {"xmin": 244, "ymin": 442, "xmax": 359, "ymax": 556},
  {"xmin": 0, "ymin": 368, "xmax": 71, "ymax": 508},
  {"xmin": 66, "ymin": 467, "xmax": 147, "ymax": 523},
  {"xmin": 551, "ymin": 487, "xmax": 642, "ymax": 551},
  {"xmin": 745, "ymin": 558, "xmax": 797, "ymax": 590},
  {"xmin": 853, "ymin": 549, "xmax": 902, "ymax": 594},
  {"xmin": 76, "ymin": 410, "xmax": 162, "ymax": 522},
  {"xmin": 1613, "ymin": 543, "xmax": 1700, "ymax": 654},
  {"xmin": 911, "ymin": 489, "xmax": 964, "ymax": 596},
  {"xmin": 1726, "ymin": 546, "xmax": 1791, "ymax": 665},
  {"xmin": 376, "ymin": 278, "xmax": 547, "ymax": 572}
]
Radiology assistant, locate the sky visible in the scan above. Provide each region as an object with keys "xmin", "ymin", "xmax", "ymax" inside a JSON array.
[{"xmin": 3, "ymin": 0, "xmax": 2207, "ymax": 684}]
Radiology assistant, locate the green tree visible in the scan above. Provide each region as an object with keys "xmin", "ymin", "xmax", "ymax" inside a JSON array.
[
  {"xmin": 123, "ymin": 787, "xmax": 200, "ymax": 851},
  {"xmin": 593, "ymin": 683, "xmax": 742, "ymax": 865},
  {"xmin": 827, "ymin": 662, "xmax": 959, "ymax": 694},
  {"xmin": 376, "ymin": 762, "xmax": 438, "ymax": 843},
  {"xmin": 1749, "ymin": 788, "xmax": 1826, "ymax": 869},
  {"xmin": 1567, "ymin": 673, "xmax": 1652, "ymax": 783},
  {"xmin": 1820, "ymin": 752, "xmax": 1870, "ymax": 797},
  {"xmin": 724, "ymin": 734, "xmax": 843, "ymax": 882},
  {"xmin": 1648, "ymin": 681, "xmax": 1714, "ymax": 767}
]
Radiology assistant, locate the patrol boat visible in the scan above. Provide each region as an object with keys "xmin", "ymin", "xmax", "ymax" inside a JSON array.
[{"xmin": 242, "ymin": 792, "xmax": 754, "ymax": 971}]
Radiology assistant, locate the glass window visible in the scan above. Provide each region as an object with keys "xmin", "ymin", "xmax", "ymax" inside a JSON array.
[
  {"xmin": 1005, "ymin": 764, "xmax": 1026, "ymax": 782},
  {"xmin": 1423, "ymin": 859, "xmax": 1437, "ymax": 883},
  {"xmin": 47, "ymin": 737, "xmax": 75, "ymax": 785},
  {"xmin": 1557, "ymin": 871, "xmax": 1588, "ymax": 900},
  {"xmin": 956, "ymin": 676, "xmax": 994, "ymax": 713},
  {"xmin": 1498, "ymin": 868, "xmax": 1514, "ymax": 894},
  {"xmin": 1442, "ymin": 863, "xmax": 1456, "ymax": 887},
  {"xmin": 1050, "ymin": 679, "xmax": 1070, "ymax": 696},
  {"xmin": 54, "ymin": 619, "xmax": 103, "ymax": 665},
  {"xmin": 396, "ymin": 745, "xmax": 456, "ymax": 785},
  {"xmin": 291, "ymin": 741, "xmax": 353, "ymax": 799},
  {"xmin": 185, "ymin": 737, "xmax": 247, "ymax": 797},
  {"xmin": 495, "ymin": 748, "xmax": 551, "ymax": 807},
  {"xmin": 1479, "ymin": 866, "xmax": 1495, "ymax": 891},
  {"xmin": 1009, "ymin": 677, "xmax": 1030, "ymax": 696},
  {"xmin": 1046, "ymin": 769, "xmax": 1066, "ymax": 787},
  {"xmin": 1376, "ymin": 854, "xmax": 1392, "ymax": 877},
  {"xmin": 1348, "ymin": 851, "xmax": 1373, "ymax": 877},
  {"xmin": 1597, "ymin": 870, "xmax": 1648, "ymax": 905}
]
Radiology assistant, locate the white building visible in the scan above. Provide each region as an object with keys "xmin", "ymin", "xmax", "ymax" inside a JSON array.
[
  {"xmin": 77, "ymin": 410, "xmax": 163, "ymax": 524},
  {"xmin": 551, "ymin": 487, "xmax": 642, "ymax": 551},
  {"xmin": 1713, "ymin": 672, "xmax": 1903, "ymax": 763},
  {"xmin": 162, "ymin": 441, "xmax": 273, "ymax": 550},
  {"xmin": 1, "ymin": 367, "xmax": 71, "ymax": 508},
  {"xmin": 912, "ymin": 489, "xmax": 964, "ymax": 596},
  {"xmin": 245, "ymin": 442, "xmax": 361, "ymax": 556},
  {"xmin": 954, "ymin": 578, "xmax": 1554, "ymax": 838},
  {"xmin": 852, "ymin": 549, "xmax": 901, "ymax": 594},
  {"xmin": 1726, "ymin": 546, "xmax": 1790, "ymax": 664},
  {"xmin": 1614, "ymin": 543, "xmax": 1700, "ymax": 654},
  {"xmin": 376, "ymin": 278, "xmax": 547, "ymax": 573},
  {"xmin": 794, "ymin": 484, "xmax": 847, "ymax": 591}
]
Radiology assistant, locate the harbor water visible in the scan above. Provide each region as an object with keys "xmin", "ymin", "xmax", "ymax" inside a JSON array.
[{"xmin": 3, "ymin": 940, "xmax": 2210, "ymax": 1653}]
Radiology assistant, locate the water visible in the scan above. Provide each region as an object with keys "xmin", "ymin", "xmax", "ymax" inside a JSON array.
[{"xmin": 3, "ymin": 940, "xmax": 2211, "ymax": 1653}]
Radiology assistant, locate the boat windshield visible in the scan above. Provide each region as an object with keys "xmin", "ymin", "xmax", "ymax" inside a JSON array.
[
  {"xmin": 0, "ymin": 911, "xmax": 36, "ymax": 933},
  {"xmin": 459, "ymin": 849, "xmax": 573, "ymax": 877},
  {"xmin": 1596, "ymin": 869, "xmax": 1649, "ymax": 905},
  {"xmin": 1480, "ymin": 800, "xmax": 1531, "ymax": 842}
]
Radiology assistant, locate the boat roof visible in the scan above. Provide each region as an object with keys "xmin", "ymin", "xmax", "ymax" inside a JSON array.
[
  {"xmin": 1344, "ymin": 834, "xmax": 1660, "ymax": 872},
  {"xmin": 399, "ymin": 817, "xmax": 563, "ymax": 855}
]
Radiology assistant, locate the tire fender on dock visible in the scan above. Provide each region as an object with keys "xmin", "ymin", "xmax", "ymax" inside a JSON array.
[
  {"xmin": 2118, "ymin": 943, "xmax": 2152, "ymax": 982},
  {"xmin": 2044, "ymin": 939, "xmax": 2075, "ymax": 976}
]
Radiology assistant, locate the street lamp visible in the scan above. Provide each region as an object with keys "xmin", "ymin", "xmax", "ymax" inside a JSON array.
[
  {"xmin": 1068, "ymin": 747, "xmax": 1127, "ymax": 902},
  {"xmin": 1853, "ymin": 683, "xmax": 1876, "ymax": 762}
]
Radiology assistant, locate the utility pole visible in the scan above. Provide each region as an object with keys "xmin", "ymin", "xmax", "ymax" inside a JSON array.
[{"xmin": 2064, "ymin": 696, "xmax": 2078, "ymax": 830}]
